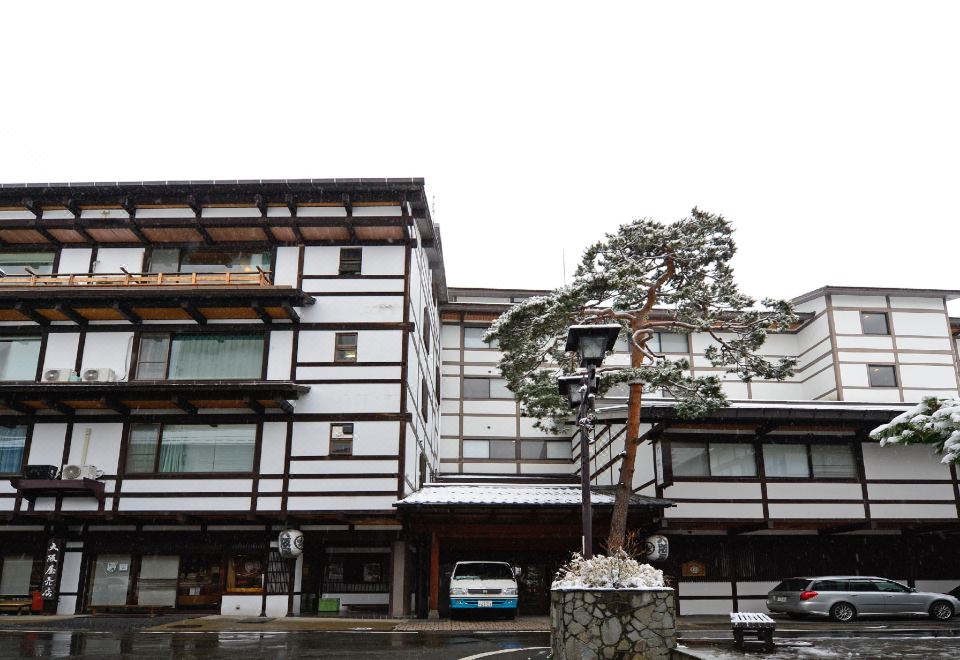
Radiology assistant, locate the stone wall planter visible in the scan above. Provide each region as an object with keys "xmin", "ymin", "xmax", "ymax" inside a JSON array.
[{"xmin": 550, "ymin": 587, "xmax": 676, "ymax": 660}]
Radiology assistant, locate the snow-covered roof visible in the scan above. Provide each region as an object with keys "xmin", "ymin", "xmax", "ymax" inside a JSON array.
[
  {"xmin": 395, "ymin": 483, "xmax": 673, "ymax": 508},
  {"xmin": 594, "ymin": 399, "xmax": 913, "ymax": 424}
]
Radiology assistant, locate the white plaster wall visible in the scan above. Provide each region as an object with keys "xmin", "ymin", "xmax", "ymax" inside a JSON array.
[
  {"xmin": 666, "ymin": 502, "xmax": 764, "ymax": 518},
  {"xmin": 260, "ymin": 422, "xmax": 287, "ymax": 475},
  {"xmin": 891, "ymin": 312, "xmax": 949, "ymax": 337},
  {"xmin": 678, "ymin": 599, "xmax": 733, "ymax": 615},
  {"xmin": 119, "ymin": 497, "xmax": 251, "ymax": 511},
  {"xmin": 831, "ymin": 295, "xmax": 887, "ymax": 308},
  {"xmin": 221, "ymin": 595, "xmax": 263, "ymax": 616},
  {"xmin": 890, "ymin": 297, "xmax": 945, "ymax": 310},
  {"xmin": 288, "ymin": 477, "xmax": 396, "ymax": 491},
  {"xmin": 678, "ymin": 581, "xmax": 730, "ymax": 596},
  {"xmin": 289, "ymin": 459, "xmax": 398, "ymax": 475},
  {"xmin": 519, "ymin": 418, "xmax": 569, "ymax": 438},
  {"xmin": 296, "ymin": 366, "xmax": 400, "ymax": 380},
  {"xmin": 267, "ymin": 331, "xmax": 293, "ymax": 379},
  {"xmin": 441, "ymin": 415, "xmax": 460, "ymax": 437},
  {"xmin": 867, "ymin": 483, "xmax": 955, "ymax": 500},
  {"xmin": 42, "ymin": 333, "xmax": 80, "ymax": 372},
  {"xmin": 296, "ymin": 330, "xmax": 401, "ymax": 363},
  {"xmin": 352, "ymin": 205, "xmax": 402, "ymax": 216},
  {"xmin": 285, "ymin": 495, "xmax": 396, "ymax": 510},
  {"xmin": 870, "ymin": 504, "xmax": 957, "ymax": 519},
  {"xmin": 462, "ymin": 364, "xmax": 502, "ymax": 376},
  {"xmin": 462, "ymin": 400, "xmax": 516, "ymax": 415},
  {"xmin": 749, "ymin": 382, "xmax": 803, "ymax": 400},
  {"xmin": 67, "ymin": 423, "xmax": 122, "ymax": 474},
  {"xmin": 898, "ymin": 337, "xmax": 954, "ymax": 351},
  {"xmin": 767, "ymin": 503, "xmax": 866, "ymax": 518},
  {"xmin": 663, "ymin": 482, "xmax": 762, "ymax": 499},
  {"xmin": 899, "ymin": 365, "xmax": 957, "ymax": 389},
  {"xmin": 291, "ymin": 421, "xmax": 399, "ymax": 457},
  {"xmin": 94, "ymin": 248, "xmax": 144, "ymax": 273},
  {"xmin": 298, "ymin": 296, "xmax": 404, "ymax": 324},
  {"xmin": 835, "ymin": 336, "xmax": 894, "ymax": 350},
  {"xmin": 765, "ymin": 483, "xmax": 863, "ymax": 500},
  {"xmin": 201, "ymin": 207, "xmax": 260, "ymax": 217},
  {"xmin": 294, "ymin": 384, "xmax": 400, "ymax": 414},
  {"xmin": 462, "ymin": 416, "xmax": 516, "ymax": 437},
  {"xmin": 360, "ymin": 246, "xmax": 405, "ymax": 275},
  {"xmin": 121, "ymin": 479, "xmax": 253, "ymax": 493},
  {"xmin": 441, "ymin": 324, "xmax": 460, "ymax": 346},
  {"xmin": 302, "ymin": 246, "xmax": 341, "ymax": 276},
  {"xmin": 796, "ymin": 316, "xmax": 831, "ymax": 354},
  {"xmin": 27, "ymin": 424, "xmax": 68, "ymax": 466},
  {"xmin": 838, "ymin": 363, "xmax": 871, "ymax": 387},
  {"xmin": 81, "ymin": 332, "xmax": 134, "ymax": 380},
  {"xmin": 897, "ymin": 353, "xmax": 955, "ymax": 364},
  {"xmin": 302, "ymin": 278, "xmax": 404, "ymax": 294},
  {"xmin": 273, "ymin": 246, "xmax": 300, "ymax": 286},
  {"xmin": 57, "ymin": 248, "xmax": 93, "ymax": 274},
  {"xmin": 838, "ymin": 352, "xmax": 897, "ymax": 363},
  {"xmin": 832, "ymin": 311, "xmax": 864, "ymax": 335},
  {"xmin": 861, "ymin": 443, "xmax": 951, "ymax": 480}
]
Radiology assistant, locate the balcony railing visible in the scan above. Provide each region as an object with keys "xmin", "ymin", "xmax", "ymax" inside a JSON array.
[{"xmin": 0, "ymin": 269, "xmax": 273, "ymax": 288}]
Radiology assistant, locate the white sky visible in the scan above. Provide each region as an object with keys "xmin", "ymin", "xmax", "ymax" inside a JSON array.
[{"xmin": 1, "ymin": 1, "xmax": 957, "ymax": 313}]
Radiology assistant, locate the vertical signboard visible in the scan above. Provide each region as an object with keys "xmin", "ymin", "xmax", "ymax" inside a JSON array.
[{"xmin": 41, "ymin": 539, "xmax": 64, "ymax": 601}]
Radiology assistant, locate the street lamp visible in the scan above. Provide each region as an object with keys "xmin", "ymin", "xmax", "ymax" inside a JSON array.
[{"xmin": 562, "ymin": 324, "xmax": 621, "ymax": 559}]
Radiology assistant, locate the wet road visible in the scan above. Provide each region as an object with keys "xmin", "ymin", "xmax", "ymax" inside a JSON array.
[
  {"xmin": 0, "ymin": 630, "xmax": 551, "ymax": 659},
  {"xmin": 689, "ymin": 636, "xmax": 960, "ymax": 658}
]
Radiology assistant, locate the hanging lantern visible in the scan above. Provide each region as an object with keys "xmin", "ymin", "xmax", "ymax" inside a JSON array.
[
  {"xmin": 278, "ymin": 529, "xmax": 304, "ymax": 559},
  {"xmin": 643, "ymin": 535, "xmax": 669, "ymax": 561}
]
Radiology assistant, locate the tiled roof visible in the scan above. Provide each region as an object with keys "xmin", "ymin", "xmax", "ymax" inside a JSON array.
[{"xmin": 395, "ymin": 484, "xmax": 672, "ymax": 508}]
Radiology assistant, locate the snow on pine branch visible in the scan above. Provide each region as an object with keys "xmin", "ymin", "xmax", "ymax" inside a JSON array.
[
  {"xmin": 552, "ymin": 550, "xmax": 666, "ymax": 590},
  {"xmin": 870, "ymin": 396, "xmax": 960, "ymax": 465}
]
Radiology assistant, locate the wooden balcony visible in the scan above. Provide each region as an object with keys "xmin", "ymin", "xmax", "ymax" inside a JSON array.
[
  {"xmin": 9, "ymin": 478, "xmax": 105, "ymax": 503},
  {"xmin": 0, "ymin": 270, "xmax": 314, "ymax": 324}
]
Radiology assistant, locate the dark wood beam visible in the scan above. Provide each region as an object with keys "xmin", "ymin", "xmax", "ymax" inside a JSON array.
[
  {"xmin": 126, "ymin": 220, "xmax": 149, "ymax": 244},
  {"xmin": 273, "ymin": 397, "xmax": 294, "ymax": 414},
  {"xmin": 99, "ymin": 397, "xmax": 130, "ymax": 416},
  {"xmin": 31, "ymin": 221, "xmax": 59, "ymax": 244},
  {"xmin": 0, "ymin": 398, "xmax": 31, "ymax": 415},
  {"xmin": 280, "ymin": 302, "xmax": 300, "ymax": 323},
  {"xmin": 244, "ymin": 397, "xmax": 265, "ymax": 415},
  {"xmin": 64, "ymin": 199, "xmax": 81, "ymax": 219},
  {"xmin": 40, "ymin": 398, "xmax": 74, "ymax": 415},
  {"xmin": 756, "ymin": 421, "xmax": 778, "ymax": 437},
  {"xmin": 13, "ymin": 302, "xmax": 49, "ymax": 326},
  {"xmin": 186, "ymin": 194, "xmax": 203, "ymax": 217},
  {"xmin": 170, "ymin": 396, "xmax": 198, "ymax": 415},
  {"xmin": 254, "ymin": 194, "xmax": 268, "ymax": 217},
  {"xmin": 284, "ymin": 193, "xmax": 297, "ymax": 217},
  {"xmin": 112, "ymin": 302, "xmax": 141, "ymax": 324},
  {"xmin": 250, "ymin": 301, "xmax": 272, "ymax": 324},
  {"xmin": 121, "ymin": 196, "xmax": 138, "ymax": 219},
  {"xmin": 180, "ymin": 301, "xmax": 207, "ymax": 324},
  {"xmin": 54, "ymin": 303, "xmax": 88, "ymax": 326},
  {"xmin": 727, "ymin": 521, "xmax": 772, "ymax": 535},
  {"xmin": 72, "ymin": 223, "xmax": 95, "ymax": 244},
  {"xmin": 21, "ymin": 198, "xmax": 42, "ymax": 219},
  {"xmin": 819, "ymin": 521, "xmax": 877, "ymax": 535}
]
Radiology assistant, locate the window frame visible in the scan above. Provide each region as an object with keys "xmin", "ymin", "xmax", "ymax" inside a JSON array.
[
  {"xmin": 147, "ymin": 247, "xmax": 273, "ymax": 274},
  {"xmin": 334, "ymin": 332, "xmax": 359, "ymax": 363},
  {"xmin": 462, "ymin": 438, "xmax": 516, "ymax": 460},
  {"xmin": 122, "ymin": 422, "xmax": 259, "ymax": 476},
  {"xmin": 668, "ymin": 440, "xmax": 758, "ymax": 479},
  {"xmin": 338, "ymin": 248, "xmax": 362, "ymax": 275},
  {"xmin": 420, "ymin": 379, "xmax": 430, "ymax": 422},
  {"xmin": 0, "ymin": 426, "xmax": 29, "ymax": 477},
  {"xmin": 762, "ymin": 441, "xmax": 857, "ymax": 481},
  {"xmin": 867, "ymin": 364, "xmax": 898, "ymax": 388},
  {"xmin": 134, "ymin": 332, "xmax": 266, "ymax": 381},
  {"xmin": 463, "ymin": 326, "xmax": 499, "ymax": 349},
  {"xmin": 860, "ymin": 311, "xmax": 890, "ymax": 336},
  {"xmin": 0, "ymin": 335, "xmax": 43, "ymax": 382},
  {"xmin": 422, "ymin": 307, "xmax": 431, "ymax": 355},
  {"xmin": 461, "ymin": 376, "xmax": 513, "ymax": 400},
  {"xmin": 329, "ymin": 423, "xmax": 354, "ymax": 457},
  {"xmin": 0, "ymin": 250, "xmax": 57, "ymax": 276}
]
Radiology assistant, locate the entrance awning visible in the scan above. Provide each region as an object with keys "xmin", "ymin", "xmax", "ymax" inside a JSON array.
[{"xmin": 395, "ymin": 483, "xmax": 673, "ymax": 510}]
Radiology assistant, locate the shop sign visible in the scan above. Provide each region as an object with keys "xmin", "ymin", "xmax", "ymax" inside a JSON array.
[
  {"xmin": 41, "ymin": 538, "xmax": 64, "ymax": 601},
  {"xmin": 278, "ymin": 529, "xmax": 304, "ymax": 559},
  {"xmin": 681, "ymin": 560, "xmax": 706, "ymax": 578}
]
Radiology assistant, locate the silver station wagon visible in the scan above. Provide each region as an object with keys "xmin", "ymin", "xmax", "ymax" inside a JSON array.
[{"xmin": 767, "ymin": 576, "xmax": 959, "ymax": 622}]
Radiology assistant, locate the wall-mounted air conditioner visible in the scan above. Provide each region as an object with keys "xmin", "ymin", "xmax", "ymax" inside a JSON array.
[
  {"xmin": 43, "ymin": 368, "xmax": 76, "ymax": 383},
  {"xmin": 82, "ymin": 368, "xmax": 117, "ymax": 383},
  {"xmin": 24, "ymin": 465, "xmax": 60, "ymax": 480},
  {"xmin": 60, "ymin": 464, "xmax": 102, "ymax": 480}
]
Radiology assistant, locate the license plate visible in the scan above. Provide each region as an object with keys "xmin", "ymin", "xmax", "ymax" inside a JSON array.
[
  {"xmin": 477, "ymin": 600, "xmax": 492, "ymax": 607},
  {"xmin": 775, "ymin": 596, "xmax": 786, "ymax": 602}
]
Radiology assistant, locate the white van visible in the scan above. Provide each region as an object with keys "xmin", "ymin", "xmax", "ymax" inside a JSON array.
[{"xmin": 448, "ymin": 561, "xmax": 519, "ymax": 618}]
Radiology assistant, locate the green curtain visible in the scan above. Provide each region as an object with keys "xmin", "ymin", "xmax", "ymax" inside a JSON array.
[{"xmin": 168, "ymin": 335, "xmax": 263, "ymax": 380}]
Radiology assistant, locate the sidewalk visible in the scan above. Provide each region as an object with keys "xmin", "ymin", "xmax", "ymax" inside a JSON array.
[
  {"xmin": 145, "ymin": 615, "xmax": 401, "ymax": 632},
  {"xmin": 396, "ymin": 615, "xmax": 550, "ymax": 632}
]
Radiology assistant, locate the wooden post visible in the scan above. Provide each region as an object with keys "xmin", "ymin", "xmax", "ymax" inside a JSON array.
[
  {"xmin": 286, "ymin": 557, "xmax": 296, "ymax": 617},
  {"xmin": 428, "ymin": 531, "xmax": 440, "ymax": 619}
]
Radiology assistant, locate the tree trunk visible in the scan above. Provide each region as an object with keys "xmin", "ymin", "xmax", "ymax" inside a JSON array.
[{"xmin": 606, "ymin": 318, "xmax": 644, "ymax": 552}]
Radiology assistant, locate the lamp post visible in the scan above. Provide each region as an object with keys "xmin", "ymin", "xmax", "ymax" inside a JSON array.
[{"xmin": 561, "ymin": 324, "xmax": 621, "ymax": 559}]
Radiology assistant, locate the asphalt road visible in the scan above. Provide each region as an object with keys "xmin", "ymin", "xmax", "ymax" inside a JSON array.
[{"xmin": 0, "ymin": 630, "xmax": 552, "ymax": 660}]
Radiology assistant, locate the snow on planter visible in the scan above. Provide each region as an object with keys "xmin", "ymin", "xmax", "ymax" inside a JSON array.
[{"xmin": 550, "ymin": 550, "xmax": 676, "ymax": 659}]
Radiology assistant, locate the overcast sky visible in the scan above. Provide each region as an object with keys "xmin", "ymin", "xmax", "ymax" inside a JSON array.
[{"xmin": 1, "ymin": 1, "xmax": 957, "ymax": 313}]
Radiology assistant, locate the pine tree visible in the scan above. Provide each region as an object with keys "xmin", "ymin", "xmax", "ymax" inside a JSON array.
[
  {"xmin": 485, "ymin": 208, "xmax": 798, "ymax": 550},
  {"xmin": 870, "ymin": 397, "xmax": 960, "ymax": 464}
]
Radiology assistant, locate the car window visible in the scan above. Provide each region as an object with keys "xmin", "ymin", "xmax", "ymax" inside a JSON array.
[
  {"xmin": 875, "ymin": 580, "xmax": 909, "ymax": 593},
  {"xmin": 812, "ymin": 580, "xmax": 844, "ymax": 591},
  {"xmin": 849, "ymin": 581, "xmax": 878, "ymax": 592},
  {"xmin": 772, "ymin": 579, "xmax": 810, "ymax": 592}
]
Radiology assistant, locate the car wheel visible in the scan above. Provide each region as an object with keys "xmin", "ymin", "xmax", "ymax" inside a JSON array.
[
  {"xmin": 829, "ymin": 602, "xmax": 857, "ymax": 622},
  {"xmin": 930, "ymin": 601, "xmax": 954, "ymax": 621}
]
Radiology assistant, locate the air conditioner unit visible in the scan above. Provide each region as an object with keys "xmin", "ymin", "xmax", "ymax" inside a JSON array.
[
  {"xmin": 24, "ymin": 465, "xmax": 60, "ymax": 480},
  {"xmin": 61, "ymin": 464, "xmax": 102, "ymax": 481},
  {"xmin": 331, "ymin": 426, "xmax": 353, "ymax": 439},
  {"xmin": 82, "ymin": 368, "xmax": 117, "ymax": 383},
  {"xmin": 43, "ymin": 368, "xmax": 76, "ymax": 383}
]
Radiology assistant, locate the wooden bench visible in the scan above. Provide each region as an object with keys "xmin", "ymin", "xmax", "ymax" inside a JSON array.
[
  {"xmin": 0, "ymin": 599, "xmax": 31, "ymax": 615},
  {"xmin": 730, "ymin": 612, "xmax": 775, "ymax": 652}
]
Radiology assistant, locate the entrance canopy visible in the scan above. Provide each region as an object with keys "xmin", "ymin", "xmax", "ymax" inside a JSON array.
[{"xmin": 396, "ymin": 483, "xmax": 672, "ymax": 511}]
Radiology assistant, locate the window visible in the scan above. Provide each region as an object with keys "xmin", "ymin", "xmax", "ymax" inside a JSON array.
[
  {"xmin": 334, "ymin": 333, "xmax": 358, "ymax": 362},
  {"xmin": 764, "ymin": 443, "xmax": 856, "ymax": 479},
  {"xmin": 861, "ymin": 312, "xmax": 890, "ymax": 336},
  {"xmin": 322, "ymin": 555, "xmax": 388, "ymax": 593},
  {"xmin": 338, "ymin": 248, "xmax": 362, "ymax": 275},
  {"xmin": 0, "ymin": 337, "xmax": 41, "ymax": 381},
  {"xmin": 671, "ymin": 441, "xmax": 757, "ymax": 477},
  {"xmin": 0, "ymin": 252, "xmax": 55, "ymax": 276},
  {"xmin": 462, "ymin": 377, "xmax": 512, "ymax": 399},
  {"xmin": 149, "ymin": 249, "xmax": 270, "ymax": 274},
  {"xmin": 614, "ymin": 332, "xmax": 687, "ymax": 353},
  {"xmin": 0, "ymin": 554, "xmax": 36, "ymax": 595},
  {"xmin": 330, "ymin": 424, "xmax": 354, "ymax": 456},
  {"xmin": 463, "ymin": 439, "xmax": 515, "ymax": 459},
  {"xmin": 875, "ymin": 580, "xmax": 910, "ymax": 593},
  {"xmin": 227, "ymin": 555, "xmax": 264, "ymax": 593},
  {"xmin": 0, "ymin": 426, "xmax": 27, "ymax": 475},
  {"xmin": 464, "ymin": 327, "xmax": 499, "ymax": 349},
  {"xmin": 422, "ymin": 308, "xmax": 431, "ymax": 354},
  {"xmin": 421, "ymin": 379, "xmax": 430, "ymax": 422},
  {"xmin": 136, "ymin": 334, "xmax": 264, "ymax": 380},
  {"xmin": 125, "ymin": 424, "xmax": 256, "ymax": 474},
  {"xmin": 520, "ymin": 441, "xmax": 570, "ymax": 460},
  {"xmin": 867, "ymin": 364, "xmax": 897, "ymax": 387}
]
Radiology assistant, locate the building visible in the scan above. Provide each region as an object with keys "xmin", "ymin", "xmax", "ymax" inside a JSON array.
[
  {"xmin": 0, "ymin": 180, "xmax": 958, "ymax": 618},
  {"xmin": 0, "ymin": 180, "xmax": 441, "ymax": 617}
]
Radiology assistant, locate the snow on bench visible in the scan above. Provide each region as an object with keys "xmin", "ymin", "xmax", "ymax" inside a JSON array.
[{"xmin": 730, "ymin": 612, "xmax": 775, "ymax": 652}]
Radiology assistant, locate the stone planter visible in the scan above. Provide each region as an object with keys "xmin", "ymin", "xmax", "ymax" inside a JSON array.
[{"xmin": 550, "ymin": 588, "xmax": 676, "ymax": 660}]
